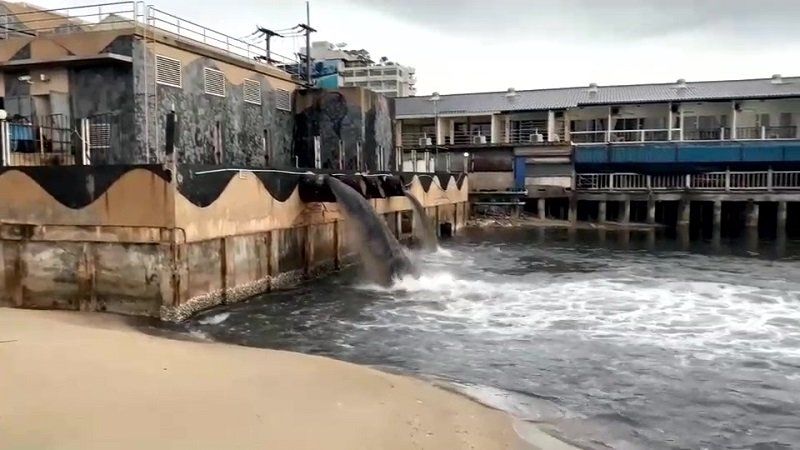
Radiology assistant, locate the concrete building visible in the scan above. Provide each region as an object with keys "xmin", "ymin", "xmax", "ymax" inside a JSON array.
[
  {"xmin": 306, "ymin": 41, "xmax": 416, "ymax": 98},
  {"xmin": 394, "ymin": 77, "xmax": 800, "ymax": 237},
  {"xmin": 0, "ymin": 1, "xmax": 303, "ymax": 167},
  {"xmin": 0, "ymin": 2, "xmax": 465, "ymax": 321}
]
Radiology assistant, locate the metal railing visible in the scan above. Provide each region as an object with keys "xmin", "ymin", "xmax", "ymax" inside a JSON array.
[
  {"xmin": 577, "ymin": 170, "xmax": 800, "ymax": 191},
  {"xmin": 504, "ymin": 128, "xmax": 548, "ymax": 144},
  {"xmin": 0, "ymin": 1, "xmax": 139, "ymax": 38},
  {"xmin": 451, "ymin": 133, "xmax": 491, "ymax": 146},
  {"xmin": 572, "ymin": 126, "xmax": 799, "ymax": 144},
  {"xmin": 400, "ymin": 132, "xmax": 437, "ymax": 148},
  {"xmin": 0, "ymin": 115, "xmax": 80, "ymax": 166},
  {"xmin": 0, "ymin": 2, "xmax": 300, "ymax": 68},
  {"xmin": 145, "ymin": 6, "xmax": 298, "ymax": 67}
]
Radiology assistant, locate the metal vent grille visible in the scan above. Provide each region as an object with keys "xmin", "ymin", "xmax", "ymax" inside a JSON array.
[
  {"xmin": 89, "ymin": 123, "xmax": 111, "ymax": 149},
  {"xmin": 155, "ymin": 55, "xmax": 181, "ymax": 88},
  {"xmin": 243, "ymin": 79, "xmax": 261, "ymax": 105},
  {"xmin": 204, "ymin": 68, "xmax": 226, "ymax": 97},
  {"xmin": 275, "ymin": 89, "xmax": 291, "ymax": 111}
]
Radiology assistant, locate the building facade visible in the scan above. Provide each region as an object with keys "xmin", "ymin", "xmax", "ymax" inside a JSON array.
[
  {"xmin": 306, "ymin": 41, "xmax": 416, "ymax": 98},
  {"xmin": 0, "ymin": 1, "xmax": 303, "ymax": 167},
  {"xmin": 394, "ymin": 77, "xmax": 800, "ymax": 191}
]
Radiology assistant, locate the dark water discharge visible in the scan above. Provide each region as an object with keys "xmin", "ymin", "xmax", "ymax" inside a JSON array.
[{"xmin": 177, "ymin": 228, "xmax": 800, "ymax": 449}]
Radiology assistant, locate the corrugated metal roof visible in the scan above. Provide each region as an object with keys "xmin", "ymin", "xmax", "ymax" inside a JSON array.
[{"xmin": 395, "ymin": 76, "xmax": 800, "ymax": 118}]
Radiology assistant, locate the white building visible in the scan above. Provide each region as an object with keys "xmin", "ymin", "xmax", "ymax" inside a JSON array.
[{"xmin": 305, "ymin": 41, "xmax": 416, "ymax": 98}]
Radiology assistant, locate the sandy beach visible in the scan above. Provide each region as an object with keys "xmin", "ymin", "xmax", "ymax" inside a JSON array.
[{"xmin": 0, "ymin": 308, "xmax": 570, "ymax": 450}]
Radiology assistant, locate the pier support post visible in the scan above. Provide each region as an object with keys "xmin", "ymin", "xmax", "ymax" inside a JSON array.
[
  {"xmin": 538, "ymin": 198, "xmax": 546, "ymax": 220},
  {"xmin": 598, "ymin": 200, "xmax": 607, "ymax": 223},
  {"xmin": 646, "ymin": 198, "xmax": 656, "ymax": 224},
  {"xmin": 712, "ymin": 200, "xmax": 722, "ymax": 246},
  {"xmin": 678, "ymin": 199, "xmax": 690, "ymax": 228},
  {"xmin": 622, "ymin": 200, "xmax": 631, "ymax": 224},
  {"xmin": 745, "ymin": 200, "xmax": 759, "ymax": 229},
  {"xmin": 777, "ymin": 201, "xmax": 788, "ymax": 235},
  {"xmin": 568, "ymin": 195, "xmax": 578, "ymax": 225}
]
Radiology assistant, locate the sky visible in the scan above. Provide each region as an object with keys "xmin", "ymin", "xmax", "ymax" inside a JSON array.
[{"xmin": 26, "ymin": 0, "xmax": 800, "ymax": 95}]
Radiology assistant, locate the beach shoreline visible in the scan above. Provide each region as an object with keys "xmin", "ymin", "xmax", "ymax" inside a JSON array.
[{"xmin": 0, "ymin": 308, "xmax": 574, "ymax": 450}]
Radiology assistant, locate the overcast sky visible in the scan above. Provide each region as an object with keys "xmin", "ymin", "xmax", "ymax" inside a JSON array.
[{"xmin": 28, "ymin": 0, "xmax": 800, "ymax": 95}]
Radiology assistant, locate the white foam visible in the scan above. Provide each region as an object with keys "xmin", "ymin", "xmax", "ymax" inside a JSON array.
[
  {"xmin": 198, "ymin": 312, "xmax": 231, "ymax": 325},
  {"xmin": 354, "ymin": 265, "xmax": 800, "ymax": 360}
]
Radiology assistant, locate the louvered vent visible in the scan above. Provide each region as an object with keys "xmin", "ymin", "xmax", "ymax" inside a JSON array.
[
  {"xmin": 204, "ymin": 68, "xmax": 225, "ymax": 97},
  {"xmin": 89, "ymin": 123, "xmax": 111, "ymax": 149},
  {"xmin": 275, "ymin": 89, "xmax": 291, "ymax": 111},
  {"xmin": 155, "ymin": 55, "xmax": 181, "ymax": 88},
  {"xmin": 243, "ymin": 79, "xmax": 261, "ymax": 105}
]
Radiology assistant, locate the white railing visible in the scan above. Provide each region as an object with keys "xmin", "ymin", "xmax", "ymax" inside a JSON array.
[
  {"xmin": 570, "ymin": 129, "xmax": 673, "ymax": 144},
  {"xmin": 577, "ymin": 171, "xmax": 800, "ymax": 191},
  {"xmin": 400, "ymin": 132, "xmax": 437, "ymax": 148},
  {"xmin": 570, "ymin": 126, "xmax": 799, "ymax": 145}
]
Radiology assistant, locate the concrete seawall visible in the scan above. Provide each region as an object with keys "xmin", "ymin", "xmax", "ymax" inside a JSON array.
[{"xmin": 0, "ymin": 165, "xmax": 468, "ymax": 321}]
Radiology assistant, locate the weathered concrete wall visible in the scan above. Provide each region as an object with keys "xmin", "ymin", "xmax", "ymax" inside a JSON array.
[
  {"xmin": 68, "ymin": 63, "xmax": 137, "ymax": 164},
  {"xmin": 294, "ymin": 88, "xmax": 395, "ymax": 170},
  {"xmin": 469, "ymin": 172, "xmax": 515, "ymax": 191},
  {"xmin": 133, "ymin": 40, "xmax": 298, "ymax": 166},
  {"xmin": 0, "ymin": 165, "xmax": 468, "ymax": 321}
]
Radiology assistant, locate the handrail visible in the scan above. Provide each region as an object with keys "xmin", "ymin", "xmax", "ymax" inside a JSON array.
[{"xmin": 576, "ymin": 170, "xmax": 800, "ymax": 191}]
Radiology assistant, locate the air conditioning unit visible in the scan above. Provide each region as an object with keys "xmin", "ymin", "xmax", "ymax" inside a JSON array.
[
  {"xmin": 528, "ymin": 133, "xmax": 544, "ymax": 143},
  {"xmin": 472, "ymin": 135, "xmax": 487, "ymax": 144},
  {"xmin": 418, "ymin": 137, "xmax": 432, "ymax": 146}
]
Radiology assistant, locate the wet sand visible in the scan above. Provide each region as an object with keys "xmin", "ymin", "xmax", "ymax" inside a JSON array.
[{"xmin": 0, "ymin": 308, "xmax": 553, "ymax": 450}]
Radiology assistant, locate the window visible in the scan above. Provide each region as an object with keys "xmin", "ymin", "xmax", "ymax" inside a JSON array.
[
  {"xmin": 243, "ymin": 79, "xmax": 261, "ymax": 105},
  {"xmin": 780, "ymin": 112, "xmax": 793, "ymax": 127},
  {"xmin": 203, "ymin": 67, "xmax": 225, "ymax": 97},
  {"xmin": 155, "ymin": 55, "xmax": 181, "ymax": 88},
  {"xmin": 275, "ymin": 89, "xmax": 291, "ymax": 111}
]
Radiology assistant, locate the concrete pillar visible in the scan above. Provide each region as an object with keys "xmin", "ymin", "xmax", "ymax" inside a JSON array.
[
  {"xmin": 619, "ymin": 229, "xmax": 630, "ymax": 249},
  {"xmin": 598, "ymin": 200, "xmax": 607, "ymax": 223},
  {"xmin": 646, "ymin": 198, "xmax": 656, "ymax": 224},
  {"xmin": 730, "ymin": 101, "xmax": 738, "ymax": 140},
  {"xmin": 678, "ymin": 199, "xmax": 690, "ymax": 227},
  {"xmin": 646, "ymin": 229, "xmax": 656, "ymax": 250},
  {"xmin": 606, "ymin": 106, "xmax": 612, "ymax": 142},
  {"xmin": 678, "ymin": 104, "xmax": 685, "ymax": 141},
  {"xmin": 547, "ymin": 109, "xmax": 556, "ymax": 142},
  {"xmin": 504, "ymin": 116, "xmax": 511, "ymax": 143},
  {"xmin": 622, "ymin": 200, "xmax": 631, "ymax": 224},
  {"xmin": 538, "ymin": 198, "xmax": 546, "ymax": 220},
  {"xmin": 712, "ymin": 200, "xmax": 722, "ymax": 245},
  {"xmin": 448, "ymin": 119, "xmax": 455, "ymax": 145},
  {"xmin": 568, "ymin": 195, "xmax": 578, "ymax": 224},
  {"xmin": 777, "ymin": 201, "xmax": 788, "ymax": 235},
  {"xmin": 667, "ymin": 103, "xmax": 673, "ymax": 141},
  {"xmin": 394, "ymin": 120, "xmax": 403, "ymax": 147},
  {"xmin": 490, "ymin": 114, "xmax": 499, "ymax": 144},
  {"xmin": 746, "ymin": 200, "xmax": 759, "ymax": 229},
  {"xmin": 563, "ymin": 111, "xmax": 570, "ymax": 142},
  {"xmin": 435, "ymin": 117, "xmax": 446, "ymax": 146}
]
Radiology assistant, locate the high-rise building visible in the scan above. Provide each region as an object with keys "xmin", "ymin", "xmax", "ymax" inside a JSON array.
[{"xmin": 304, "ymin": 41, "xmax": 416, "ymax": 98}]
